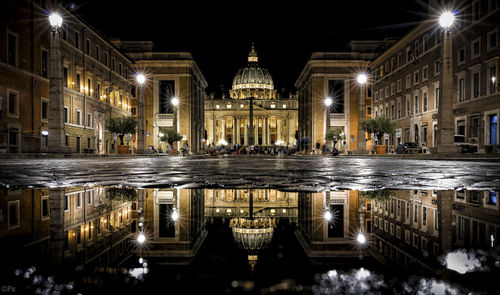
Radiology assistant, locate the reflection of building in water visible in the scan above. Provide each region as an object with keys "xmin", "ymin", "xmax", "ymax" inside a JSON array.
[
  {"xmin": 296, "ymin": 190, "xmax": 371, "ymax": 258},
  {"xmin": 204, "ymin": 189, "xmax": 298, "ymax": 220},
  {"xmin": 370, "ymin": 189, "xmax": 500, "ymax": 275},
  {"xmin": 451, "ymin": 190, "xmax": 499, "ymax": 249},
  {"xmin": 0, "ymin": 188, "xmax": 133, "ymax": 268},
  {"xmin": 137, "ymin": 189, "xmax": 206, "ymax": 263},
  {"xmin": 370, "ymin": 190, "xmax": 441, "ymax": 274}
]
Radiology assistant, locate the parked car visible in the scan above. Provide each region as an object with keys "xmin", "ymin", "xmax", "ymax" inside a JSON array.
[
  {"xmin": 395, "ymin": 142, "xmax": 422, "ymax": 154},
  {"xmin": 453, "ymin": 135, "xmax": 477, "ymax": 153}
]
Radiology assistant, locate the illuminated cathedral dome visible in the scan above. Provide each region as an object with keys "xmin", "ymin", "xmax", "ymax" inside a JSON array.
[{"xmin": 230, "ymin": 44, "xmax": 277, "ymax": 100}]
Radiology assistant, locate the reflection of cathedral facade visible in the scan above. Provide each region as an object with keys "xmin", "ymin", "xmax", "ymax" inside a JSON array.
[{"xmin": 205, "ymin": 46, "xmax": 298, "ymax": 146}]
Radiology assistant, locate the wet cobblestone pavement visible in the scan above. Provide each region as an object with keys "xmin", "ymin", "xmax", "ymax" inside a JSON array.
[{"xmin": 1, "ymin": 156, "xmax": 499, "ymax": 191}]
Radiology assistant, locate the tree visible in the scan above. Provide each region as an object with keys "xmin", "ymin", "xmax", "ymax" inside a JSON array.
[
  {"xmin": 106, "ymin": 116, "xmax": 137, "ymax": 145},
  {"xmin": 361, "ymin": 116, "xmax": 396, "ymax": 145},
  {"xmin": 106, "ymin": 187, "xmax": 138, "ymax": 201},
  {"xmin": 160, "ymin": 129, "xmax": 183, "ymax": 146},
  {"xmin": 325, "ymin": 128, "xmax": 345, "ymax": 149}
]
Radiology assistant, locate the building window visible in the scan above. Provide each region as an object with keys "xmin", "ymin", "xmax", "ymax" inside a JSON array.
[
  {"xmin": 397, "ymin": 53, "xmax": 402, "ymax": 68},
  {"xmin": 422, "ymin": 207, "xmax": 427, "ymax": 226},
  {"xmin": 159, "ymin": 80, "xmax": 175, "ymax": 114},
  {"xmin": 76, "ymin": 73, "xmax": 81, "ymax": 91},
  {"xmin": 470, "ymin": 116, "xmax": 480, "ymax": 138},
  {"xmin": 423, "ymin": 92, "xmax": 428, "ymax": 112},
  {"xmin": 391, "ymin": 83, "xmax": 395, "ymax": 95},
  {"xmin": 406, "ymin": 46, "xmax": 412, "ymax": 63},
  {"xmin": 76, "ymin": 110, "xmax": 81, "ymax": 125},
  {"xmin": 8, "ymin": 201, "xmax": 20, "ymax": 229},
  {"xmin": 488, "ymin": 30, "xmax": 498, "ymax": 50},
  {"xmin": 489, "ymin": 114, "xmax": 498, "ymax": 144},
  {"xmin": 87, "ymin": 191, "xmax": 92, "ymax": 205},
  {"xmin": 490, "ymin": 65, "xmax": 497, "ymax": 94},
  {"xmin": 459, "ymin": 78, "xmax": 465, "ymax": 101},
  {"xmin": 65, "ymin": 134, "xmax": 69, "ymax": 146},
  {"xmin": 41, "ymin": 99, "xmax": 48, "ymax": 121},
  {"xmin": 119, "ymin": 63, "xmax": 122, "ymax": 76},
  {"xmin": 434, "ymin": 210, "xmax": 439, "ymax": 230},
  {"xmin": 413, "ymin": 233, "xmax": 419, "ymax": 247},
  {"xmin": 405, "ymin": 230, "xmax": 410, "ymax": 244},
  {"xmin": 328, "ymin": 80, "xmax": 345, "ymax": 114},
  {"xmin": 95, "ymin": 46, "xmax": 100, "ymax": 61},
  {"xmin": 397, "ymin": 79, "xmax": 402, "ymax": 92},
  {"xmin": 414, "ymin": 205, "xmax": 418, "ymax": 223},
  {"xmin": 131, "ymin": 107, "xmax": 137, "ymax": 115},
  {"xmin": 397, "ymin": 102, "xmax": 401, "ymax": 118},
  {"xmin": 111, "ymin": 58, "xmax": 115, "ymax": 71},
  {"xmin": 458, "ymin": 216, "xmax": 464, "ymax": 239},
  {"xmin": 87, "ymin": 78, "xmax": 91, "ymax": 96},
  {"xmin": 104, "ymin": 52, "xmax": 108, "ymax": 66},
  {"xmin": 86, "ymin": 39, "xmax": 90, "ymax": 55},
  {"xmin": 63, "ymin": 67, "xmax": 68, "ymax": 87},
  {"xmin": 472, "ymin": 39, "xmax": 481, "ymax": 58},
  {"xmin": 435, "ymin": 87, "xmax": 440, "ymax": 109},
  {"xmin": 435, "ymin": 60, "xmax": 441, "ymax": 75},
  {"xmin": 423, "ymin": 125, "xmax": 427, "ymax": 143},
  {"xmin": 75, "ymin": 31, "xmax": 79, "ymax": 49},
  {"xmin": 487, "ymin": 191, "xmax": 497, "ymax": 205},
  {"xmin": 385, "ymin": 86, "xmax": 389, "ymax": 98},
  {"xmin": 41, "ymin": 130, "xmax": 48, "ymax": 147},
  {"xmin": 64, "ymin": 107, "xmax": 69, "ymax": 123},
  {"xmin": 472, "ymin": 72, "xmax": 480, "ymax": 98},
  {"xmin": 41, "ymin": 49, "xmax": 48, "ymax": 78},
  {"xmin": 406, "ymin": 75, "xmax": 411, "ymax": 89},
  {"xmin": 423, "ymin": 34, "xmax": 428, "ymax": 52},
  {"xmin": 76, "ymin": 193, "xmax": 82, "ymax": 208},
  {"xmin": 41, "ymin": 196, "xmax": 50, "ymax": 219},
  {"xmin": 87, "ymin": 137, "xmax": 91, "ymax": 149},
  {"xmin": 8, "ymin": 90, "xmax": 19, "ymax": 117},
  {"xmin": 472, "ymin": 0, "xmax": 480, "ymax": 21},
  {"xmin": 414, "ymin": 71, "xmax": 419, "ymax": 84},
  {"xmin": 7, "ymin": 32, "xmax": 17, "ymax": 66},
  {"xmin": 406, "ymin": 96, "xmax": 411, "ymax": 117},
  {"xmin": 87, "ymin": 113, "xmax": 92, "ymax": 128},
  {"xmin": 458, "ymin": 47, "xmax": 466, "ymax": 65},
  {"xmin": 457, "ymin": 120, "xmax": 466, "ymax": 136},
  {"xmin": 422, "ymin": 66, "xmax": 428, "ymax": 81},
  {"xmin": 414, "ymin": 94, "xmax": 419, "ymax": 114}
]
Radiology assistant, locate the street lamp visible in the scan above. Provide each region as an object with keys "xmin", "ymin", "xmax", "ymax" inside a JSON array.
[
  {"xmin": 136, "ymin": 73, "xmax": 146, "ymax": 154},
  {"xmin": 171, "ymin": 208, "xmax": 179, "ymax": 222},
  {"xmin": 356, "ymin": 73, "xmax": 368, "ymax": 154},
  {"xmin": 47, "ymin": 12, "xmax": 66, "ymax": 153},
  {"xmin": 324, "ymin": 97, "xmax": 333, "ymax": 107},
  {"xmin": 323, "ymin": 210, "xmax": 333, "ymax": 222},
  {"xmin": 137, "ymin": 232, "xmax": 146, "ymax": 244},
  {"xmin": 171, "ymin": 97, "xmax": 179, "ymax": 107},
  {"xmin": 433, "ymin": 10, "xmax": 460, "ymax": 153},
  {"xmin": 356, "ymin": 232, "xmax": 366, "ymax": 244},
  {"xmin": 323, "ymin": 97, "xmax": 333, "ymax": 154}
]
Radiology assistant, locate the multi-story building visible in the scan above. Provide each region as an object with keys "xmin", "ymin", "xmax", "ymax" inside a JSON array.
[
  {"xmin": 0, "ymin": 187, "xmax": 133, "ymax": 268},
  {"xmin": 116, "ymin": 41, "xmax": 207, "ymax": 154},
  {"xmin": 370, "ymin": 1, "xmax": 500, "ymax": 153},
  {"xmin": 205, "ymin": 45, "xmax": 298, "ymax": 147},
  {"xmin": 0, "ymin": 1, "xmax": 133, "ymax": 154},
  {"xmin": 295, "ymin": 41, "xmax": 392, "ymax": 153}
]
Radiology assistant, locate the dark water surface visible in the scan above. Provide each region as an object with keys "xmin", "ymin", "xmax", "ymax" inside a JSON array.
[{"xmin": 0, "ymin": 187, "xmax": 498, "ymax": 294}]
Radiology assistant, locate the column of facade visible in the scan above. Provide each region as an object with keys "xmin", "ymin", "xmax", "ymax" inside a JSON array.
[
  {"xmin": 212, "ymin": 115, "xmax": 216, "ymax": 145},
  {"xmin": 254, "ymin": 117, "xmax": 258, "ymax": 144},
  {"xmin": 233, "ymin": 117, "xmax": 237, "ymax": 145},
  {"xmin": 277, "ymin": 117, "xmax": 282, "ymax": 142},
  {"xmin": 244, "ymin": 119, "xmax": 248, "ymax": 146},
  {"xmin": 263, "ymin": 117, "xmax": 268, "ymax": 145},
  {"xmin": 266, "ymin": 117, "xmax": 270, "ymax": 144},
  {"xmin": 236, "ymin": 117, "xmax": 240, "ymax": 145},
  {"xmin": 221, "ymin": 117, "xmax": 226, "ymax": 142}
]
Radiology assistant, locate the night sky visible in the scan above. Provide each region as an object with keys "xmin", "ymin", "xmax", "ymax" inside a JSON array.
[{"xmin": 64, "ymin": 0, "xmax": 429, "ymax": 96}]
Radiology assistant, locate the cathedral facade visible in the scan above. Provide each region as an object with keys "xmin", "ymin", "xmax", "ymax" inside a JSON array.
[{"xmin": 205, "ymin": 46, "xmax": 298, "ymax": 147}]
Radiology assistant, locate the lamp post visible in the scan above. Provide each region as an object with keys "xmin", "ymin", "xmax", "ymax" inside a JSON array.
[
  {"xmin": 356, "ymin": 73, "xmax": 368, "ymax": 154},
  {"xmin": 324, "ymin": 97, "xmax": 333, "ymax": 153},
  {"xmin": 433, "ymin": 11, "xmax": 461, "ymax": 153},
  {"xmin": 136, "ymin": 74, "xmax": 146, "ymax": 154},
  {"xmin": 47, "ymin": 12, "xmax": 66, "ymax": 153}
]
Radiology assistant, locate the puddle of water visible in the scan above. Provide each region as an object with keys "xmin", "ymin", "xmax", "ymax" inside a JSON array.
[{"xmin": 0, "ymin": 187, "xmax": 498, "ymax": 294}]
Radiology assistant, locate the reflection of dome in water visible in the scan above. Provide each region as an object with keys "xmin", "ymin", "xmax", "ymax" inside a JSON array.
[
  {"xmin": 229, "ymin": 44, "xmax": 277, "ymax": 100},
  {"xmin": 230, "ymin": 217, "xmax": 276, "ymax": 251},
  {"xmin": 230, "ymin": 216, "xmax": 276, "ymax": 270}
]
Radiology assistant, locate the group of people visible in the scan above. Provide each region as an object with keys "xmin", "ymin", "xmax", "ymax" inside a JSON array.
[{"xmin": 207, "ymin": 143, "xmax": 294, "ymax": 156}]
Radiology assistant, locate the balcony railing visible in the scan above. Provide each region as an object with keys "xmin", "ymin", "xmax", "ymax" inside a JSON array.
[{"xmin": 330, "ymin": 114, "xmax": 345, "ymax": 120}]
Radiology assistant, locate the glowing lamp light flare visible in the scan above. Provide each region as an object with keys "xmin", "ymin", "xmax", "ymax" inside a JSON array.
[
  {"xmin": 136, "ymin": 74, "xmax": 146, "ymax": 85},
  {"xmin": 137, "ymin": 233, "xmax": 146, "ymax": 244},
  {"xmin": 49, "ymin": 13, "xmax": 63, "ymax": 28},
  {"xmin": 324, "ymin": 211, "xmax": 332, "ymax": 221},
  {"xmin": 357, "ymin": 233, "xmax": 366, "ymax": 244},
  {"xmin": 357, "ymin": 73, "xmax": 368, "ymax": 85},
  {"xmin": 171, "ymin": 97, "xmax": 179, "ymax": 107},
  {"xmin": 439, "ymin": 11, "xmax": 455, "ymax": 29},
  {"xmin": 171, "ymin": 209, "xmax": 179, "ymax": 222},
  {"xmin": 324, "ymin": 97, "xmax": 333, "ymax": 107}
]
